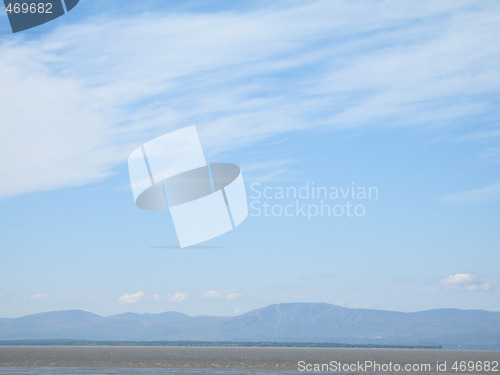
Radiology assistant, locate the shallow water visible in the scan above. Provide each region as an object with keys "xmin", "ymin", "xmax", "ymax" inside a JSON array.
[{"xmin": 0, "ymin": 346, "xmax": 498, "ymax": 374}]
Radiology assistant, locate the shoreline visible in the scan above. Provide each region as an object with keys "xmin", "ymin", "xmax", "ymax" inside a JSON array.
[{"xmin": 0, "ymin": 340, "xmax": 441, "ymax": 349}]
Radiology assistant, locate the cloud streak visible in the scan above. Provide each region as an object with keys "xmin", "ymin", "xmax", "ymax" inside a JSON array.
[
  {"xmin": 443, "ymin": 181, "xmax": 500, "ymax": 204},
  {"xmin": 30, "ymin": 293, "xmax": 47, "ymax": 301},
  {"xmin": 1, "ymin": 1, "xmax": 499, "ymax": 197}
]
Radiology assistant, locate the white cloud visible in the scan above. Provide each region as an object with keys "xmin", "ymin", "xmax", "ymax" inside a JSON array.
[
  {"xmin": 169, "ymin": 292, "xmax": 187, "ymax": 302},
  {"xmin": 118, "ymin": 291, "xmax": 144, "ymax": 304},
  {"xmin": 226, "ymin": 293, "xmax": 241, "ymax": 301},
  {"xmin": 442, "ymin": 273, "xmax": 492, "ymax": 292},
  {"xmin": 443, "ymin": 181, "xmax": 500, "ymax": 204},
  {"xmin": 466, "ymin": 283, "xmax": 491, "ymax": 291},
  {"xmin": 203, "ymin": 290, "xmax": 221, "ymax": 299},
  {"xmin": 153, "ymin": 294, "xmax": 162, "ymax": 301},
  {"xmin": 1, "ymin": 2, "xmax": 499, "ymax": 197},
  {"xmin": 30, "ymin": 293, "xmax": 47, "ymax": 301},
  {"xmin": 442, "ymin": 273, "xmax": 476, "ymax": 285}
]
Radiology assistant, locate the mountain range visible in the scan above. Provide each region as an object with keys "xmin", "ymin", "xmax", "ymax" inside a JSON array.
[{"xmin": 1, "ymin": 303, "xmax": 499, "ymax": 350}]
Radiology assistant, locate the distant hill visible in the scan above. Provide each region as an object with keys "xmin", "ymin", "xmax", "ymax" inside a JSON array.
[{"xmin": 0, "ymin": 303, "xmax": 498, "ymax": 350}]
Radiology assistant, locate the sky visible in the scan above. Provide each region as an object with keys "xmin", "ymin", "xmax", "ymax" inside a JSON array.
[{"xmin": 0, "ymin": 0, "xmax": 499, "ymax": 318}]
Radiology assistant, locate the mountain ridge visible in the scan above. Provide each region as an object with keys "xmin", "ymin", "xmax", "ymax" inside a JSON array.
[{"xmin": 1, "ymin": 303, "xmax": 498, "ymax": 350}]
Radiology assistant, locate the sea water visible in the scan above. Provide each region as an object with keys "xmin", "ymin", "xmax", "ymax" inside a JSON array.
[{"xmin": 0, "ymin": 346, "xmax": 498, "ymax": 374}]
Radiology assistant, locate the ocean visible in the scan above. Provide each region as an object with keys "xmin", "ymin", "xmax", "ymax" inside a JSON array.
[{"xmin": 0, "ymin": 346, "xmax": 498, "ymax": 374}]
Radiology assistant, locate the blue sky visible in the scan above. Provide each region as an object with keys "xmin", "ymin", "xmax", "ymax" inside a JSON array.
[{"xmin": 0, "ymin": 0, "xmax": 499, "ymax": 318}]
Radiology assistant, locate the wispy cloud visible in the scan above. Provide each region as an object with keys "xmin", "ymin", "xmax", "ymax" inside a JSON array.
[
  {"xmin": 226, "ymin": 293, "xmax": 241, "ymax": 301},
  {"xmin": 478, "ymin": 147, "xmax": 500, "ymax": 162},
  {"xmin": 1, "ymin": 1, "xmax": 499, "ymax": 197},
  {"xmin": 203, "ymin": 290, "xmax": 221, "ymax": 299},
  {"xmin": 465, "ymin": 283, "xmax": 491, "ymax": 292},
  {"xmin": 442, "ymin": 273, "xmax": 491, "ymax": 292},
  {"xmin": 443, "ymin": 181, "xmax": 500, "ymax": 204},
  {"xmin": 457, "ymin": 129, "xmax": 500, "ymax": 142},
  {"xmin": 30, "ymin": 293, "xmax": 47, "ymax": 301},
  {"xmin": 298, "ymin": 272, "xmax": 336, "ymax": 281},
  {"xmin": 118, "ymin": 291, "xmax": 144, "ymax": 304},
  {"xmin": 168, "ymin": 292, "xmax": 187, "ymax": 302},
  {"xmin": 242, "ymin": 159, "xmax": 297, "ymax": 182}
]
